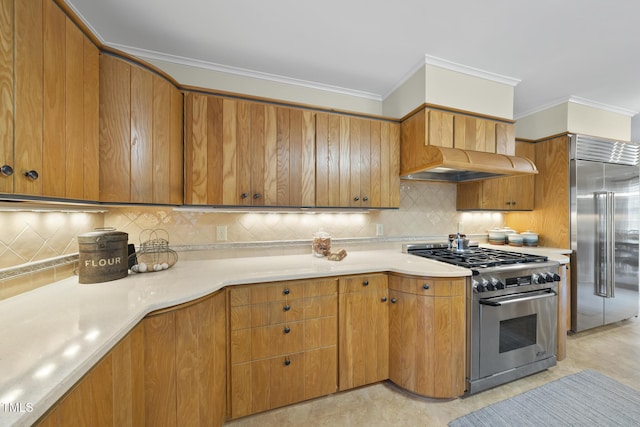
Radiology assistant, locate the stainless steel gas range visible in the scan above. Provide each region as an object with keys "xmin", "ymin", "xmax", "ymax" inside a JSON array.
[{"xmin": 404, "ymin": 243, "xmax": 560, "ymax": 395}]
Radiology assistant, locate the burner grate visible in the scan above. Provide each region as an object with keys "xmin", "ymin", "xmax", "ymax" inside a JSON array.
[{"xmin": 408, "ymin": 247, "xmax": 548, "ymax": 269}]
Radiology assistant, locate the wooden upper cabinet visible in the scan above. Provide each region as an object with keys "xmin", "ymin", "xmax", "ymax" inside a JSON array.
[
  {"xmin": 184, "ymin": 92, "xmax": 315, "ymax": 207},
  {"xmin": 0, "ymin": 0, "xmax": 14, "ymax": 194},
  {"xmin": 315, "ymin": 113, "xmax": 400, "ymax": 208},
  {"xmin": 3, "ymin": 0, "xmax": 99, "ymax": 200},
  {"xmin": 99, "ymin": 54, "xmax": 183, "ymax": 204}
]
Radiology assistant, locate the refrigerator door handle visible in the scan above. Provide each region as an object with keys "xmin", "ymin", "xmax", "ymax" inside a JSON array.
[{"xmin": 595, "ymin": 191, "xmax": 615, "ymax": 298}]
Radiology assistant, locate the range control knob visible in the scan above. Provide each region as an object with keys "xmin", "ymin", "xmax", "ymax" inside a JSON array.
[
  {"xmin": 486, "ymin": 279, "xmax": 496, "ymax": 291},
  {"xmin": 492, "ymin": 278, "xmax": 505, "ymax": 290},
  {"xmin": 552, "ymin": 273, "xmax": 561, "ymax": 282},
  {"xmin": 532, "ymin": 273, "xmax": 546, "ymax": 284},
  {"xmin": 472, "ymin": 279, "xmax": 486, "ymax": 293}
]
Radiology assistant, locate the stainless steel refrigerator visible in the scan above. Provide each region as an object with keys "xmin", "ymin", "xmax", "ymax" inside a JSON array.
[{"xmin": 571, "ymin": 134, "xmax": 640, "ymax": 332}]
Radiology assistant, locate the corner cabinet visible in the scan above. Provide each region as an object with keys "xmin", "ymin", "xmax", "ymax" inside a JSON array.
[
  {"xmin": 1, "ymin": 0, "xmax": 99, "ymax": 200},
  {"xmin": 99, "ymin": 54, "xmax": 183, "ymax": 204},
  {"xmin": 388, "ymin": 274, "xmax": 466, "ymax": 398},
  {"xmin": 315, "ymin": 113, "xmax": 400, "ymax": 208},
  {"xmin": 184, "ymin": 92, "xmax": 316, "ymax": 207},
  {"xmin": 338, "ymin": 273, "xmax": 389, "ymax": 390},
  {"xmin": 36, "ymin": 290, "xmax": 227, "ymax": 427},
  {"xmin": 456, "ymin": 141, "xmax": 535, "ymax": 211},
  {"xmin": 228, "ymin": 278, "xmax": 338, "ymax": 419}
]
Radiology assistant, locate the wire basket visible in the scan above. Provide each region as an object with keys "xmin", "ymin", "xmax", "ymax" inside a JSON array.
[{"xmin": 129, "ymin": 229, "xmax": 178, "ymax": 273}]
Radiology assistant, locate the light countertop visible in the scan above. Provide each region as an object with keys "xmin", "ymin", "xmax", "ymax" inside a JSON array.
[
  {"xmin": 0, "ymin": 249, "xmax": 469, "ymax": 426},
  {"xmin": 0, "ymin": 245, "xmax": 570, "ymax": 426}
]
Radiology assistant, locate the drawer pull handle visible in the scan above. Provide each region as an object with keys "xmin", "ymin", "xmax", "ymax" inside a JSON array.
[
  {"xmin": 391, "ymin": 298, "xmax": 397, "ymax": 304},
  {"xmin": 284, "ymin": 358, "xmax": 291, "ymax": 366},
  {"xmin": 283, "ymin": 304, "xmax": 291, "ymax": 312},
  {"xmin": 283, "ymin": 288, "xmax": 290, "ymax": 295},
  {"xmin": 362, "ymin": 280, "xmax": 369, "ymax": 286},
  {"xmin": 284, "ymin": 326, "xmax": 291, "ymax": 334},
  {"xmin": 381, "ymin": 297, "xmax": 387, "ymax": 302},
  {"xmin": 423, "ymin": 284, "xmax": 430, "ymax": 290}
]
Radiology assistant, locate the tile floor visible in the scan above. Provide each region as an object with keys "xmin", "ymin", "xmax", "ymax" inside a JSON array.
[{"xmin": 225, "ymin": 316, "xmax": 640, "ymax": 426}]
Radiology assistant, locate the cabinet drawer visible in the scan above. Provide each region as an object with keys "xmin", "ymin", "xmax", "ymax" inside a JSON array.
[
  {"xmin": 230, "ymin": 278, "xmax": 337, "ymax": 306},
  {"xmin": 230, "ymin": 300, "xmax": 304, "ymax": 330},
  {"xmin": 339, "ymin": 274, "xmax": 387, "ymax": 294},
  {"xmin": 389, "ymin": 275, "xmax": 466, "ymax": 297},
  {"xmin": 231, "ymin": 321, "xmax": 305, "ymax": 363},
  {"xmin": 230, "ymin": 347, "xmax": 337, "ymax": 419}
]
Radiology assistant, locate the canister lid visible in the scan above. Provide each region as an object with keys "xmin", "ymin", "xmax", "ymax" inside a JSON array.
[{"xmin": 78, "ymin": 228, "xmax": 128, "ymax": 242}]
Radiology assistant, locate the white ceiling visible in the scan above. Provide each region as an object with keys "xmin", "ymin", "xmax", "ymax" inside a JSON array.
[{"xmin": 65, "ymin": 0, "xmax": 640, "ymax": 121}]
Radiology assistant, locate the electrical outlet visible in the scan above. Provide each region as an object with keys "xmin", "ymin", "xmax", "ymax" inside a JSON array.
[
  {"xmin": 216, "ymin": 225, "xmax": 227, "ymax": 241},
  {"xmin": 376, "ymin": 224, "xmax": 384, "ymax": 236}
]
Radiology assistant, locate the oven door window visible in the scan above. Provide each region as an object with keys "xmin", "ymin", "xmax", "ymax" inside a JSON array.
[
  {"xmin": 499, "ymin": 314, "xmax": 537, "ymax": 353},
  {"xmin": 478, "ymin": 289, "xmax": 557, "ymax": 378}
]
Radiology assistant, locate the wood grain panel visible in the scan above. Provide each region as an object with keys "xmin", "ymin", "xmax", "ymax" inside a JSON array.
[
  {"xmin": 89, "ymin": 353, "xmax": 114, "ymax": 426},
  {"xmin": 348, "ymin": 117, "xmax": 361, "ymax": 206},
  {"xmin": 428, "ymin": 110, "xmax": 454, "ymax": 148},
  {"xmin": 315, "ymin": 112, "xmax": 329, "ymax": 205},
  {"xmin": 184, "ymin": 93, "xmax": 207, "ymax": 204},
  {"xmin": 369, "ymin": 121, "xmax": 382, "ymax": 207},
  {"xmin": 43, "ymin": 0, "xmax": 65, "ymax": 197},
  {"xmin": 222, "ymin": 98, "xmax": 237, "ymax": 204},
  {"xmin": 152, "ymin": 75, "xmax": 171, "ymax": 204},
  {"xmin": 236, "ymin": 100, "xmax": 251, "ymax": 205},
  {"xmin": 169, "ymin": 86, "xmax": 183, "ymax": 204},
  {"xmin": 263, "ymin": 104, "xmax": 278, "ymax": 205},
  {"xmin": 0, "ymin": 0, "xmax": 13, "ymax": 194},
  {"xmin": 399, "ymin": 109, "xmax": 427, "ymax": 176},
  {"xmin": 230, "ymin": 363, "xmax": 252, "ymax": 418},
  {"xmin": 64, "ymin": 20, "xmax": 84, "ymax": 199},
  {"xmin": 99, "ymin": 55, "xmax": 131, "ymax": 202},
  {"xmin": 304, "ymin": 347, "xmax": 337, "ymax": 399},
  {"xmin": 300, "ymin": 110, "xmax": 315, "ymax": 206},
  {"xmin": 56, "ymin": 374, "xmax": 93, "ymax": 427},
  {"xmin": 288, "ymin": 108, "xmax": 302, "ymax": 206},
  {"xmin": 358, "ymin": 118, "xmax": 371, "ymax": 207},
  {"xmin": 14, "ymin": 0, "xmax": 43, "ymax": 195},
  {"xmin": 276, "ymin": 107, "xmax": 290, "ymax": 205},
  {"xmin": 250, "ymin": 103, "xmax": 266, "ymax": 205},
  {"xmin": 112, "ymin": 324, "xmax": 145, "ymax": 427},
  {"xmin": 270, "ymin": 352, "xmax": 304, "ymax": 410},
  {"xmin": 338, "ymin": 115, "xmax": 351, "ymax": 206},
  {"xmin": 206, "ymin": 95, "xmax": 224, "ymax": 204},
  {"xmin": 82, "ymin": 37, "xmax": 99, "ymax": 201},
  {"xmin": 484, "ymin": 120, "xmax": 496, "ymax": 153},
  {"xmin": 144, "ymin": 313, "xmax": 177, "ymax": 427},
  {"xmin": 505, "ymin": 136, "xmax": 570, "ymax": 248},
  {"xmin": 130, "ymin": 65, "xmax": 153, "ymax": 203},
  {"xmin": 495, "ymin": 122, "xmax": 515, "ymax": 155}
]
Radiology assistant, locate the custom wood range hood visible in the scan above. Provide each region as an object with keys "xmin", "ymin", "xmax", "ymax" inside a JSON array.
[
  {"xmin": 400, "ymin": 107, "xmax": 538, "ymax": 182},
  {"xmin": 400, "ymin": 145, "xmax": 538, "ymax": 182}
]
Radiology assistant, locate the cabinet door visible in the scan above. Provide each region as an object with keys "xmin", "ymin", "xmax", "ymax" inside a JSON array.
[
  {"xmin": 0, "ymin": 0, "xmax": 14, "ymax": 194},
  {"xmin": 428, "ymin": 109, "xmax": 454, "ymax": 148},
  {"xmin": 338, "ymin": 274, "xmax": 389, "ymax": 390},
  {"xmin": 100, "ymin": 54, "xmax": 182, "ymax": 204},
  {"xmin": 316, "ymin": 113, "xmax": 399, "ymax": 208}
]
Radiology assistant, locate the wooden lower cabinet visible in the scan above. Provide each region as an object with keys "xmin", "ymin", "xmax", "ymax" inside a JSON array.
[
  {"xmin": 228, "ymin": 278, "xmax": 338, "ymax": 419},
  {"xmin": 388, "ymin": 274, "xmax": 466, "ymax": 398},
  {"xmin": 338, "ymin": 273, "xmax": 389, "ymax": 390},
  {"xmin": 36, "ymin": 290, "xmax": 226, "ymax": 427}
]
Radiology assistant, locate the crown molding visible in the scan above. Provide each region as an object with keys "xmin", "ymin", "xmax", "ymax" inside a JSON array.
[
  {"xmin": 423, "ymin": 54, "xmax": 521, "ymax": 87},
  {"xmin": 515, "ymin": 96, "xmax": 638, "ymax": 120},
  {"xmin": 108, "ymin": 43, "xmax": 383, "ymax": 102}
]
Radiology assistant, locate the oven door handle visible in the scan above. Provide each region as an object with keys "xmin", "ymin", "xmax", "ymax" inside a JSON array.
[{"xmin": 479, "ymin": 289, "xmax": 557, "ymax": 307}]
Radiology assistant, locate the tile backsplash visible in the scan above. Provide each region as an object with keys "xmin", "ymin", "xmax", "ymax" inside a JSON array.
[{"xmin": 0, "ymin": 181, "xmax": 503, "ymax": 300}]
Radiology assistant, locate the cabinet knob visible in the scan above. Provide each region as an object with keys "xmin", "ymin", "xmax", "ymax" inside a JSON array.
[
  {"xmin": 241, "ymin": 193, "xmax": 248, "ymax": 199},
  {"xmin": 1, "ymin": 165, "xmax": 13, "ymax": 177},
  {"xmin": 505, "ymin": 201, "xmax": 511, "ymax": 206},
  {"xmin": 353, "ymin": 196, "xmax": 360, "ymax": 201},
  {"xmin": 24, "ymin": 170, "xmax": 39, "ymax": 180},
  {"xmin": 512, "ymin": 201, "xmax": 516, "ymax": 206},
  {"xmin": 284, "ymin": 326, "xmax": 291, "ymax": 334},
  {"xmin": 284, "ymin": 358, "xmax": 291, "ymax": 366},
  {"xmin": 363, "ymin": 196, "xmax": 368, "ymax": 202},
  {"xmin": 253, "ymin": 193, "xmax": 261, "ymax": 199},
  {"xmin": 381, "ymin": 297, "xmax": 387, "ymax": 302},
  {"xmin": 283, "ymin": 288, "xmax": 290, "ymax": 295},
  {"xmin": 283, "ymin": 304, "xmax": 291, "ymax": 312},
  {"xmin": 423, "ymin": 284, "xmax": 430, "ymax": 290},
  {"xmin": 391, "ymin": 298, "xmax": 397, "ymax": 304},
  {"xmin": 362, "ymin": 280, "xmax": 369, "ymax": 286}
]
